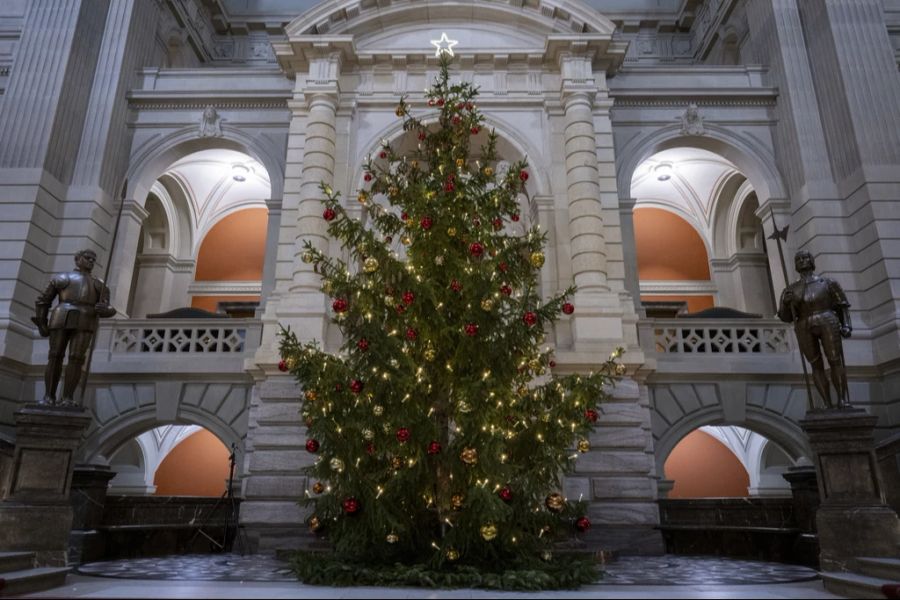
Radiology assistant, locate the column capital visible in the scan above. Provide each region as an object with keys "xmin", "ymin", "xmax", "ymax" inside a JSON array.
[
  {"xmin": 755, "ymin": 197, "xmax": 791, "ymax": 221},
  {"xmin": 121, "ymin": 199, "xmax": 150, "ymax": 223}
]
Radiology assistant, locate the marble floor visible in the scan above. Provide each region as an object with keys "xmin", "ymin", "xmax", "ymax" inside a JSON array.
[{"xmin": 23, "ymin": 554, "xmax": 843, "ymax": 599}]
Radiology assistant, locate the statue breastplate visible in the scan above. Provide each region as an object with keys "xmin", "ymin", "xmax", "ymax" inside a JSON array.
[
  {"xmin": 795, "ymin": 277, "xmax": 834, "ymax": 318},
  {"xmin": 50, "ymin": 272, "xmax": 100, "ymax": 330}
]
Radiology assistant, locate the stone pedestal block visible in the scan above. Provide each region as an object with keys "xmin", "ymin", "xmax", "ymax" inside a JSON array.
[
  {"xmin": 69, "ymin": 464, "xmax": 115, "ymax": 565},
  {"xmin": 801, "ymin": 409, "xmax": 900, "ymax": 571},
  {"xmin": 0, "ymin": 406, "xmax": 91, "ymax": 566}
]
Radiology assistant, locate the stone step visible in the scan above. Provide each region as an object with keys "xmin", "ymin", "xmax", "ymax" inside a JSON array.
[
  {"xmin": 0, "ymin": 552, "xmax": 34, "ymax": 574},
  {"xmin": 0, "ymin": 567, "xmax": 69, "ymax": 597},
  {"xmin": 821, "ymin": 571, "xmax": 899, "ymax": 599},
  {"xmin": 857, "ymin": 558, "xmax": 900, "ymax": 582}
]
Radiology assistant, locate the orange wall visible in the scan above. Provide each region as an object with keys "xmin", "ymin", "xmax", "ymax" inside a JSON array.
[
  {"xmin": 191, "ymin": 295, "xmax": 261, "ymax": 313},
  {"xmin": 641, "ymin": 294, "xmax": 715, "ymax": 313},
  {"xmin": 154, "ymin": 429, "xmax": 230, "ymax": 497},
  {"xmin": 634, "ymin": 208, "xmax": 710, "ymax": 280},
  {"xmin": 664, "ymin": 429, "xmax": 750, "ymax": 498},
  {"xmin": 195, "ymin": 208, "xmax": 268, "ymax": 281}
]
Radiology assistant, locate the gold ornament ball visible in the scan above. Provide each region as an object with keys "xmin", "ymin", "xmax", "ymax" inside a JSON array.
[
  {"xmin": 446, "ymin": 548, "xmax": 459, "ymax": 561},
  {"xmin": 577, "ymin": 439, "xmax": 591, "ymax": 453},
  {"xmin": 364, "ymin": 257, "xmax": 379, "ymax": 273},
  {"xmin": 395, "ymin": 105, "xmax": 406, "ymax": 117},
  {"xmin": 451, "ymin": 494, "xmax": 464, "ymax": 510},
  {"xmin": 322, "ymin": 280, "xmax": 333, "ymax": 294},
  {"xmin": 530, "ymin": 251, "xmax": 545, "ymax": 268},
  {"xmin": 425, "ymin": 190, "xmax": 436, "ymax": 200},
  {"xmin": 542, "ymin": 551, "xmax": 553, "ymax": 562},
  {"xmin": 362, "ymin": 428, "xmax": 374, "ymax": 441},
  {"xmin": 411, "ymin": 160, "xmax": 419, "ymax": 169},
  {"xmin": 456, "ymin": 158, "xmax": 465, "ymax": 168},
  {"xmin": 373, "ymin": 404, "xmax": 384, "ymax": 416},
  {"xmin": 460, "ymin": 447, "xmax": 478, "ymax": 465},
  {"xmin": 615, "ymin": 363, "xmax": 627, "ymax": 375},
  {"xmin": 388, "ymin": 186, "xmax": 400, "ymax": 197},
  {"xmin": 302, "ymin": 251, "xmax": 315, "ymax": 264},
  {"xmin": 435, "ymin": 255, "xmax": 444, "ymax": 266},
  {"xmin": 401, "ymin": 236, "xmax": 412, "ymax": 246},
  {"xmin": 357, "ymin": 191, "xmax": 368, "ymax": 204},
  {"xmin": 304, "ymin": 390, "xmax": 318, "ymax": 402},
  {"xmin": 517, "ymin": 385, "xmax": 528, "ymax": 397},
  {"xmin": 484, "ymin": 166, "xmax": 494, "ymax": 177},
  {"xmin": 384, "ymin": 295, "xmax": 395, "ymax": 306},
  {"xmin": 386, "ymin": 533, "xmax": 399, "ymax": 544},
  {"xmin": 480, "ymin": 298, "xmax": 494, "ymax": 311},
  {"xmin": 308, "ymin": 516, "xmax": 322, "ymax": 532},
  {"xmin": 480, "ymin": 523, "xmax": 498, "ymax": 541},
  {"xmin": 312, "ymin": 481, "xmax": 325, "ymax": 494},
  {"xmin": 458, "ymin": 401, "xmax": 472, "ymax": 413},
  {"xmin": 447, "ymin": 227, "xmax": 457, "ymax": 237},
  {"xmin": 382, "ymin": 422, "xmax": 392, "ymax": 434},
  {"xmin": 545, "ymin": 493, "xmax": 565, "ymax": 513},
  {"xmin": 424, "ymin": 348, "xmax": 436, "ymax": 362},
  {"xmin": 529, "ymin": 358, "xmax": 541, "ymax": 370},
  {"xmin": 391, "ymin": 456, "xmax": 404, "ymax": 470},
  {"xmin": 329, "ymin": 458, "xmax": 345, "ymax": 473}
]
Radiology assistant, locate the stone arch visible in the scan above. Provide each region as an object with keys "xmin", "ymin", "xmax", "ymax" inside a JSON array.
[
  {"xmin": 287, "ymin": 0, "xmax": 617, "ymax": 38},
  {"xmin": 650, "ymin": 386, "xmax": 810, "ymax": 479},
  {"xmin": 80, "ymin": 382, "xmax": 249, "ymax": 471},
  {"xmin": 616, "ymin": 124, "xmax": 786, "ymax": 205},
  {"xmin": 126, "ymin": 125, "xmax": 284, "ymax": 210}
]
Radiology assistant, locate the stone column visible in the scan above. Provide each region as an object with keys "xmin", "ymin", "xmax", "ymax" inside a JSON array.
[
  {"xmin": 800, "ymin": 409, "xmax": 900, "ymax": 571},
  {"xmin": 618, "ymin": 197, "xmax": 642, "ymax": 314},
  {"xmin": 0, "ymin": 406, "xmax": 92, "ymax": 566},
  {"xmin": 755, "ymin": 197, "xmax": 792, "ymax": 298},
  {"xmin": 107, "ymin": 200, "xmax": 149, "ymax": 316}
]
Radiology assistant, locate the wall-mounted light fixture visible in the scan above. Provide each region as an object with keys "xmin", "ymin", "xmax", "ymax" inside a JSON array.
[
  {"xmin": 655, "ymin": 162, "xmax": 674, "ymax": 181},
  {"xmin": 232, "ymin": 164, "xmax": 250, "ymax": 182}
]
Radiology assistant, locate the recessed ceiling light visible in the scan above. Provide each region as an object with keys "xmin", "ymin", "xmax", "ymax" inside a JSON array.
[
  {"xmin": 232, "ymin": 164, "xmax": 249, "ymax": 182},
  {"xmin": 655, "ymin": 162, "xmax": 673, "ymax": 181}
]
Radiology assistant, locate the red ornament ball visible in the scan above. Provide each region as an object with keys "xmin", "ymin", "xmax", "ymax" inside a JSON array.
[
  {"xmin": 396, "ymin": 427, "xmax": 411, "ymax": 443},
  {"xmin": 402, "ymin": 291, "xmax": 415, "ymax": 305},
  {"xmin": 350, "ymin": 379, "xmax": 364, "ymax": 394},
  {"xmin": 343, "ymin": 497, "xmax": 361, "ymax": 515},
  {"xmin": 498, "ymin": 261, "xmax": 509, "ymax": 273},
  {"xmin": 464, "ymin": 323, "xmax": 479, "ymax": 337},
  {"xmin": 334, "ymin": 383, "xmax": 343, "ymax": 392},
  {"xmin": 437, "ymin": 98, "xmax": 445, "ymax": 106},
  {"xmin": 379, "ymin": 151, "xmax": 387, "ymax": 159},
  {"xmin": 427, "ymin": 98, "xmax": 436, "ymax": 107},
  {"xmin": 420, "ymin": 216, "xmax": 433, "ymax": 230},
  {"xmin": 511, "ymin": 213, "xmax": 520, "ymax": 222},
  {"xmin": 523, "ymin": 311, "xmax": 538, "ymax": 326},
  {"xmin": 357, "ymin": 338, "xmax": 370, "ymax": 352},
  {"xmin": 406, "ymin": 328, "xmax": 418, "ymax": 341},
  {"xmin": 332, "ymin": 298, "xmax": 348, "ymax": 313},
  {"xmin": 365, "ymin": 442, "xmax": 375, "ymax": 455},
  {"xmin": 456, "ymin": 102, "xmax": 465, "ymax": 110},
  {"xmin": 492, "ymin": 218, "xmax": 503, "ymax": 231},
  {"xmin": 498, "ymin": 486, "xmax": 513, "ymax": 503},
  {"xmin": 278, "ymin": 359, "xmax": 289, "ymax": 372},
  {"xmin": 401, "ymin": 212, "xmax": 409, "ymax": 221},
  {"xmin": 418, "ymin": 131, "xmax": 427, "ymax": 140},
  {"xmin": 452, "ymin": 115, "xmax": 461, "ymax": 125},
  {"xmin": 519, "ymin": 170, "xmax": 529, "ymax": 182},
  {"xmin": 323, "ymin": 208, "xmax": 336, "ymax": 221},
  {"xmin": 469, "ymin": 242, "xmax": 484, "ymax": 258},
  {"xmin": 444, "ymin": 181, "xmax": 455, "ymax": 192},
  {"xmin": 562, "ymin": 302, "xmax": 575, "ymax": 315},
  {"xmin": 585, "ymin": 408, "xmax": 599, "ymax": 423},
  {"xmin": 500, "ymin": 284, "xmax": 512, "ymax": 296},
  {"xmin": 395, "ymin": 304, "xmax": 406, "ymax": 315},
  {"xmin": 305, "ymin": 439, "xmax": 320, "ymax": 453},
  {"xmin": 427, "ymin": 441, "xmax": 442, "ymax": 455},
  {"xmin": 466, "ymin": 102, "xmax": 474, "ymax": 110},
  {"xmin": 471, "ymin": 126, "xmax": 480, "ymax": 135},
  {"xmin": 549, "ymin": 360, "xmax": 557, "ymax": 368},
  {"xmin": 450, "ymin": 279, "xmax": 462, "ymax": 292},
  {"xmin": 364, "ymin": 173, "xmax": 373, "ymax": 182},
  {"xmin": 576, "ymin": 516, "xmax": 591, "ymax": 532}
]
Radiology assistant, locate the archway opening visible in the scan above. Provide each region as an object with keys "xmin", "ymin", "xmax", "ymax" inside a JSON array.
[
  {"xmin": 107, "ymin": 424, "xmax": 232, "ymax": 497},
  {"xmin": 663, "ymin": 425, "xmax": 794, "ymax": 498},
  {"xmin": 631, "ymin": 147, "xmax": 775, "ymax": 317},
  {"xmin": 127, "ymin": 148, "xmax": 271, "ymax": 318}
]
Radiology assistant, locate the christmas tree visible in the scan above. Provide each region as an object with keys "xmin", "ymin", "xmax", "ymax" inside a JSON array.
[{"xmin": 278, "ymin": 54, "xmax": 622, "ymax": 589}]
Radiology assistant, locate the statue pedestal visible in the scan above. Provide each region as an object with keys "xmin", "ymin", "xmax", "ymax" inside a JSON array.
[
  {"xmin": 800, "ymin": 408, "xmax": 900, "ymax": 571},
  {"xmin": 0, "ymin": 406, "xmax": 91, "ymax": 566}
]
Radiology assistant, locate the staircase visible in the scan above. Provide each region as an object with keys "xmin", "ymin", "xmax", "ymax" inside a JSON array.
[
  {"xmin": 821, "ymin": 558, "xmax": 900, "ymax": 599},
  {"xmin": 0, "ymin": 552, "xmax": 69, "ymax": 597}
]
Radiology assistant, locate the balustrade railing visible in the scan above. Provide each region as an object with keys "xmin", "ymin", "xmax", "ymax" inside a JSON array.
[
  {"xmin": 641, "ymin": 318, "xmax": 794, "ymax": 355},
  {"xmin": 99, "ymin": 318, "xmax": 260, "ymax": 355}
]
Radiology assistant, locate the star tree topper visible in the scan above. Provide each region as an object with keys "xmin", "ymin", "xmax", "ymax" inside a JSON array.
[{"xmin": 431, "ymin": 32, "xmax": 458, "ymax": 57}]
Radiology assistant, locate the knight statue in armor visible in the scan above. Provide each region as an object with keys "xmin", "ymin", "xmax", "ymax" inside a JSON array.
[
  {"xmin": 33, "ymin": 249, "xmax": 116, "ymax": 407},
  {"xmin": 777, "ymin": 250, "xmax": 852, "ymax": 409}
]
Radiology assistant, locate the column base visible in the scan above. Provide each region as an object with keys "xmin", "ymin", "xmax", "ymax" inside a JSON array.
[
  {"xmin": 816, "ymin": 504, "xmax": 900, "ymax": 571},
  {"xmin": 0, "ymin": 502, "xmax": 74, "ymax": 567}
]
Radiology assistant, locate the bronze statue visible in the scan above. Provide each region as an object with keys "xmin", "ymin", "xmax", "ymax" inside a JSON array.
[
  {"xmin": 777, "ymin": 250, "xmax": 852, "ymax": 409},
  {"xmin": 33, "ymin": 249, "xmax": 116, "ymax": 407}
]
